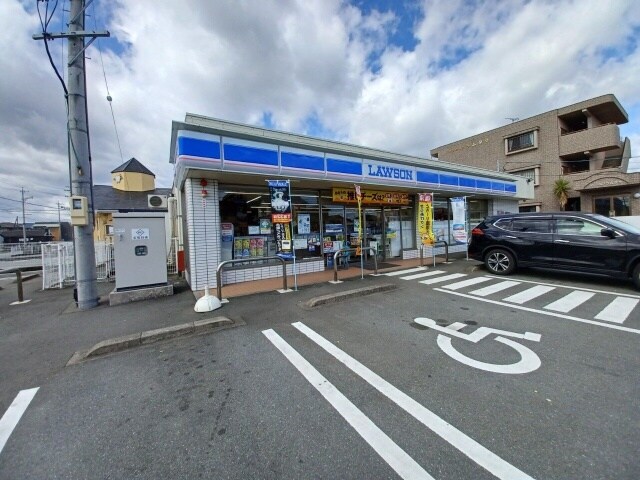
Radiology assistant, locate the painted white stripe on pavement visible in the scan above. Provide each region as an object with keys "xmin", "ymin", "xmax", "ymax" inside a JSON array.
[
  {"xmin": 401, "ymin": 270, "xmax": 446, "ymax": 280},
  {"xmin": 594, "ymin": 297, "xmax": 639, "ymax": 323},
  {"xmin": 503, "ymin": 285, "xmax": 556, "ymax": 304},
  {"xmin": 262, "ymin": 329, "xmax": 434, "ymax": 480},
  {"xmin": 442, "ymin": 277, "xmax": 493, "ymax": 290},
  {"xmin": 544, "ymin": 291, "xmax": 595, "ymax": 313},
  {"xmin": 0, "ymin": 388, "xmax": 39, "ymax": 455},
  {"xmin": 469, "ymin": 281, "xmax": 521, "ymax": 297},
  {"xmin": 292, "ymin": 322, "xmax": 535, "ymax": 480},
  {"xmin": 419, "ymin": 273, "xmax": 467, "ymax": 285},
  {"xmin": 384, "ymin": 267, "xmax": 427, "ymax": 276},
  {"xmin": 434, "ymin": 288, "xmax": 640, "ymax": 335},
  {"xmin": 483, "ymin": 276, "xmax": 640, "ymax": 299}
]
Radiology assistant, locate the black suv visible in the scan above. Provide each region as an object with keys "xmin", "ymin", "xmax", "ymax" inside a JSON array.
[{"xmin": 468, "ymin": 212, "xmax": 640, "ymax": 289}]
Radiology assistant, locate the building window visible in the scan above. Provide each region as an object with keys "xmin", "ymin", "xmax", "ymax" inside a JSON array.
[
  {"xmin": 594, "ymin": 195, "xmax": 630, "ymax": 217},
  {"xmin": 519, "ymin": 205, "xmax": 540, "ymax": 213},
  {"xmin": 105, "ymin": 224, "xmax": 114, "ymax": 236},
  {"xmin": 512, "ymin": 167, "xmax": 539, "ymax": 186},
  {"xmin": 505, "ymin": 130, "xmax": 537, "ymax": 154}
]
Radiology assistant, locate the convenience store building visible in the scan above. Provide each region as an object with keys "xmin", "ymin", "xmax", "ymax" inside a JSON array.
[{"xmin": 169, "ymin": 114, "xmax": 533, "ymax": 294}]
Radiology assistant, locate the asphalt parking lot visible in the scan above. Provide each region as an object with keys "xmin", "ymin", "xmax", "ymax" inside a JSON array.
[{"xmin": 1, "ymin": 261, "xmax": 638, "ymax": 479}]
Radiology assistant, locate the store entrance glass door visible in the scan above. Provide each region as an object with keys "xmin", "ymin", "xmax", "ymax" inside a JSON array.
[{"xmin": 364, "ymin": 208, "xmax": 384, "ymax": 259}]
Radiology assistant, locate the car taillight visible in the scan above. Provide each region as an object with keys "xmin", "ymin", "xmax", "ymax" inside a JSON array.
[{"xmin": 471, "ymin": 227, "xmax": 484, "ymax": 236}]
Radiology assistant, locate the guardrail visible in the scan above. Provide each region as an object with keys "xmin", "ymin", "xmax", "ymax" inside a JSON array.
[
  {"xmin": 332, "ymin": 247, "xmax": 378, "ymax": 282},
  {"xmin": 216, "ymin": 256, "xmax": 288, "ymax": 300}
]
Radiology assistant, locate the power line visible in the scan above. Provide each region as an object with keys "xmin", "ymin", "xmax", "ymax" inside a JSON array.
[{"xmin": 92, "ymin": 2, "xmax": 124, "ymax": 163}]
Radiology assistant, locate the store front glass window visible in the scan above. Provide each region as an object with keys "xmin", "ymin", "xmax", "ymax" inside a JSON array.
[
  {"xmin": 293, "ymin": 194, "xmax": 321, "ymax": 259},
  {"xmin": 219, "ymin": 186, "xmax": 322, "ymax": 261},
  {"xmin": 433, "ymin": 197, "xmax": 451, "ymax": 243},
  {"xmin": 468, "ymin": 199, "xmax": 488, "ymax": 227}
]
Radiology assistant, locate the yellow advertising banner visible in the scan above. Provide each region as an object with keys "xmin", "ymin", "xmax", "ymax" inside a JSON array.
[
  {"xmin": 332, "ymin": 188, "xmax": 411, "ymax": 205},
  {"xmin": 418, "ymin": 193, "xmax": 435, "ymax": 245}
]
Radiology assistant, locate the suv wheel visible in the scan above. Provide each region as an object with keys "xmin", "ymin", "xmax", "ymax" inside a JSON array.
[
  {"xmin": 633, "ymin": 263, "xmax": 640, "ymax": 290},
  {"xmin": 485, "ymin": 249, "xmax": 516, "ymax": 275}
]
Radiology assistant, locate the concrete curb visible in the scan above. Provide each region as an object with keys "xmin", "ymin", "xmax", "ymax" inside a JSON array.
[
  {"xmin": 66, "ymin": 316, "xmax": 236, "ymax": 366},
  {"xmin": 304, "ymin": 283, "xmax": 397, "ymax": 308}
]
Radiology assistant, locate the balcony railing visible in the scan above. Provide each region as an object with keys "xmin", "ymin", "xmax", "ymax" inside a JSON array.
[{"xmin": 559, "ymin": 123, "xmax": 621, "ymax": 156}]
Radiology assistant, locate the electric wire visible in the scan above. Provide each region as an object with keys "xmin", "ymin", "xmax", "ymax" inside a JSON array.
[{"xmin": 92, "ymin": 2, "xmax": 124, "ymax": 163}]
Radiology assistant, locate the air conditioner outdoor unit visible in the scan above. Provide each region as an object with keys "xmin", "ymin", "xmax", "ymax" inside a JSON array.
[{"xmin": 148, "ymin": 194, "xmax": 168, "ymax": 208}]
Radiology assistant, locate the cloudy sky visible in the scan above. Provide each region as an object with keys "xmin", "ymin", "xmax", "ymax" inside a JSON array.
[{"xmin": 1, "ymin": 0, "xmax": 639, "ymax": 223}]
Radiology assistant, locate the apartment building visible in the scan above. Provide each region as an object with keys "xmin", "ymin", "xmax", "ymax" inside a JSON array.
[{"xmin": 430, "ymin": 94, "xmax": 640, "ymax": 216}]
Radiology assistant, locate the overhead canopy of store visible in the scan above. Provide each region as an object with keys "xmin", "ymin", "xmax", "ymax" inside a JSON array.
[{"xmin": 170, "ymin": 114, "xmax": 532, "ymax": 200}]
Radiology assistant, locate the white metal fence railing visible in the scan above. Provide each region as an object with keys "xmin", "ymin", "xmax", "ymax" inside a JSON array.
[
  {"xmin": 41, "ymin": 243, "xmax": 75, "ymax": 289},
  {"xmin": 0, "ymin": 242, "xmax": 44, "ymax": 270},
  {"xmin": 167, "ymin": 237, "xmax": 178, "ymax": 275},
  {"xmin": 41, "ymin": 239, "xmax": 179, "ymax": 289}
]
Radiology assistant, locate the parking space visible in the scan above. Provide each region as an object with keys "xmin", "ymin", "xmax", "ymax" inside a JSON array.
[{"xmin": 1, "ymin": 263, "xmax": 638, "ymax": 479}]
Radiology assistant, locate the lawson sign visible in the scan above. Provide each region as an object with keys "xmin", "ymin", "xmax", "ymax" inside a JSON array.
[{"xmin": 364, "ymin": 160, "xmax": 415, "ymax": 184}]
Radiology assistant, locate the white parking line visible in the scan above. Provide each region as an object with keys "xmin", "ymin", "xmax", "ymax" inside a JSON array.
[
  {"xmin": 419, "ymin": 273, "xmax": 467, "ymax": 285},
  {"xmin": 544, "ymin": 291, "xmax": 595, "ymax": 313},
  {"xmin": 503, "ymin": 285, "xmax": 556, "ymax": 304},
  {"xmin": 384, "ymin": 267, "xmax": 427, "ymax": 276},
  {"xmin": 442, "ymin": 277, "xmax": 493, "ymax": 290},
  {"xmin": 292, "ymin": 322, "xmax": 536, "ymax": 480},
  {"xmin": 594, "ymin": 297, "xmax": 639, "ymax": 323},
  {"xmin": 0, "ymin": 388, "xmax": 39, "ymax": 455},
  {"xmin": 434, "ymin": 288, "xmax": 640, "ymax": 335},
  {"xmin": 469, "ymin": 281, "xmax": 521, "ymax": 297},
  {"xmin": 401, "ymin": 270, "xmax": 446, "ymax": 280},
  {"xmin": 262, "ymin": 329, "xmax": 435, "ymax": 480}
]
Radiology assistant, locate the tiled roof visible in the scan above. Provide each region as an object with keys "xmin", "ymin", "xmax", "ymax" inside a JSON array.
[{"xmin": 93, "ymin": 185, "xmax": 172, "ymax": 212}]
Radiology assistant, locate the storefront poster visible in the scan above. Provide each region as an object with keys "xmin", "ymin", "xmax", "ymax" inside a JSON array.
[
  {"xmin": 259, "ymin": 218, "xmax": 272, "ymax": 234},
  {"xmin": 297, "ymin": 214, "xmax": 310, "ymax": 234},
  {"xmin": 332, "ymin": 188, "xmax": 410, "ymax": 205},
  {"xmin": 451, "ymin": 197, "xmax": 467, "ymax": 245},
  {"xmin": 268, "ymin": 180, "xmax": 291, "ymax": 223},
  {"xmin": 418, "ymin": 193, "xmax": 435, "ymax": 245}
]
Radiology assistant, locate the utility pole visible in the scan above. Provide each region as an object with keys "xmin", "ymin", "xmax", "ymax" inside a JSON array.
[
  {"xmin": 33, "ymin": 0, "xmax": 109, "ymax": 310},
  {"xmin": 20, "ymin": 187, "xmax": 32, "ymax": 246}
]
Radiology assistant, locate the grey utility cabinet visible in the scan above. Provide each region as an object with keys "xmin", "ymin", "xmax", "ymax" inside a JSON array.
[{"xmin": 113, "ymin": 212, "xmax": 168, "ymax": 290}]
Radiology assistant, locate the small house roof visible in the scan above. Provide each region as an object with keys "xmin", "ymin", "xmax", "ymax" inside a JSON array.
[{"xmin": 111, "ymin": 157, "xmax": 155, "ymax": 177}]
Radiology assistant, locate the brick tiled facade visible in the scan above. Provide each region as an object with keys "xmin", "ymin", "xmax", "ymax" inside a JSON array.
[{"xmin": 430, "ymin": 94, "xmax": 640, "ymax": 216}]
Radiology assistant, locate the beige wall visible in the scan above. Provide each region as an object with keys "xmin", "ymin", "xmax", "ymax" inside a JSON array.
[
  {"xmin": 112, "ymin": 172, "xmax": 155, "ymax": 192},
  {"xmin": 94, "ymin": 212, "xmax": 113, "ymax": 242},
  {"xmin": 431, "ymin": 96, "xmax": 638, "ymax": 214}
]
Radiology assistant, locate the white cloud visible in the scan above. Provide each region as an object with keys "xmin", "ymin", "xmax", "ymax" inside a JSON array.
[{"xmin": 1, "ymin": 0, "xmax": 639, "ymax": 222}]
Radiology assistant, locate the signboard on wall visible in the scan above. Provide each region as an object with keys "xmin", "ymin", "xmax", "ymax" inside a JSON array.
[{"xmin": 332, "ymin": 188, "xmax": 411, "ymax": 205}]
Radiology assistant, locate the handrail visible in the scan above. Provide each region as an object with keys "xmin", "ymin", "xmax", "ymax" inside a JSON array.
[
  {"xmin": 1, "ymin": 266, "xmax": 42, "ymax": 303},
  {"xmin": 332, "ymin": 246, "xmax": 377, "ymax": 282},
  {"xmin": 432, "ymin": 240, "xmax": 449, "ymax": 266},
  {"xmin": 216, "ymin": 256, "xmax": 288, "ymax": 300}
]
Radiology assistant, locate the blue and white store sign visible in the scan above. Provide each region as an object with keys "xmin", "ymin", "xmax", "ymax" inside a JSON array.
[
  {"xmin": 173, "ymin": 130, "xmax": 518, "ymax": 197},
  {"xmin": 364, "ymin": 160, "xmax": 415, "ymax": 185}
]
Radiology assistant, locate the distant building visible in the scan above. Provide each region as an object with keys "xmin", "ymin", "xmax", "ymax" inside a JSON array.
[
  {"xmin": 93, "ymin": 157, "xmax": 172, "ymax": 242},
  {"xmin": 32, "ymin": 222, "xmax": 72, "ymax": 242},
  {"xmin": 430, "ymin": 94, "xmax": 639, "ymax": 215},
  {"xmin": 0, "ymin": 226, "xmax": 52, "ymax": 244}
]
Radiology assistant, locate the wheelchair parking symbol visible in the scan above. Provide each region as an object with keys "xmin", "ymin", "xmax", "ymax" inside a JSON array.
[{"xmin": 415, "ymin": 317, "xmax": 541, "ymax": 374}]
